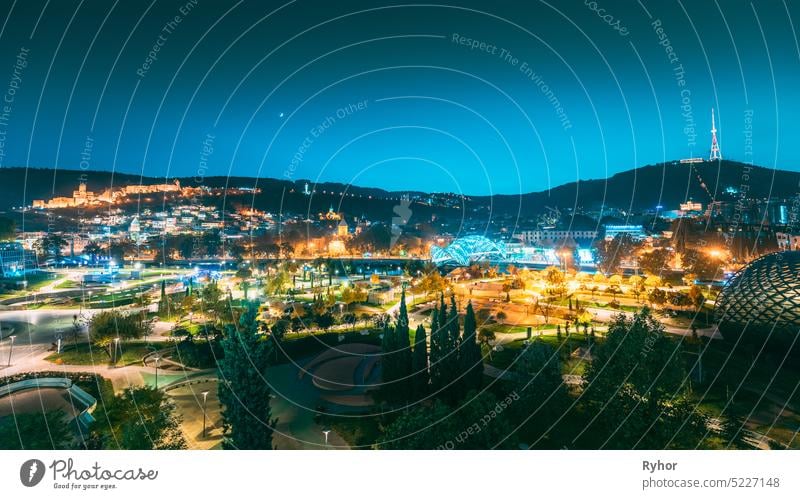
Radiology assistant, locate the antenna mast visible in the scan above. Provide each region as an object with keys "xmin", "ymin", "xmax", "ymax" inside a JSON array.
[{"xmin": 709, "ymin": 108, "xmax": 722, "ymax": 161}]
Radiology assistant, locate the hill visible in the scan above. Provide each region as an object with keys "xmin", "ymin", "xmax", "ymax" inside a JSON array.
[
  {"xmin": 0, "ymin": 160, "xmax": 797, "ymax": 219},
  {"xmin": 477, "ymin": 160, "xmax": 800, "ymax": 215}
]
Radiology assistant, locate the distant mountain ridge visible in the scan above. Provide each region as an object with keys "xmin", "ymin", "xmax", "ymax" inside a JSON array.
[{"xmin": 0, "ymin": 160, "xmax": 797, "ymax": 218}]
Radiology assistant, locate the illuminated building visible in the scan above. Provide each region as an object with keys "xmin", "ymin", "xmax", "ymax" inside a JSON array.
[
  {"xmin": 337, "ymin": 219, "xmax": 349, "ymax": 237},
  {"xmin": 514, "ymin": 229, "xmax": 598, "ymax": 245},
  {"xmin": 603, "ymin": 224, "xmax": 646, "ymax": 241},
  {"xmin": 0, "ymin": 242, "xmax": 38, "ymax": 277}
]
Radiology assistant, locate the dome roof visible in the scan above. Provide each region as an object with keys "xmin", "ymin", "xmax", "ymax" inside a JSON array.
[{"xmin": 715, "ymin": 251, "xmax": 800, "ymax": 346}]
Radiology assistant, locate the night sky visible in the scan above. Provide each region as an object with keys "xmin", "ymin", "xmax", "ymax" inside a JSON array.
[{"xmin": 0, "ymin": 0, "xmax": 797, "ymax": 195}]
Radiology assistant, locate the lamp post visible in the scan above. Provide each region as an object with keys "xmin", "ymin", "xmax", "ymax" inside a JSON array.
[
  {"xmin": 153, "ymin": 356, "xmax": 160, "ymax": 389},
  {"xmin": 113, "ymin": 337, "xmax": 121, "ymax": 366},
  {"xmin": 322, "ymin": 429, "xmax": 330, "ymax": 447},
  {"xmin": 7, "ymin": 335, "xmax": 15, "ymax": 367},
  {"xmin": 201, "ymin": 390, "xmax": 210, "ymax": 438}
]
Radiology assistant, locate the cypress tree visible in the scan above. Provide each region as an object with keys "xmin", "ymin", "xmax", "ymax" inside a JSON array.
[
  {"xmin": 448, "ymin": 295, "xmax": 460, "ymax": 347},
  {"xmin": 412, "ymin": 324, "xmax": 429, "ymax": 399},
  {"xmin": 429, "ymin": 305, "xmax": 447, "ymax": 392},
  {"xmin": 429, "ymin": 306, "xmax": 440, "ymax": 365},
  {"xmin": 445, "ymin": 296, "xmax": 461, "ymax": 394},
  {"xmin": 381, "ymin": 323, "xmax": 396, "ymax": 388},
  {"xmin": 459, "ymin": 301, "xmax": 484, "ymax": 393},
  {"xmin": 218, "ymin": 303, "xmax": 275, "ymax": 449},
  {"xmin": 159, "ymin": 280, "xmax": 168, "ymax": 316},
  {"xmin": 394, "ymin": 290, "xmax": 413, "ymax": 400}
]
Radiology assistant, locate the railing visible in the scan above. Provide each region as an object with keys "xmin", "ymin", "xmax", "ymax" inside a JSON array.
[{"xmin": 0, "ymin": 377, "xmax": 97, "ymax": 426}]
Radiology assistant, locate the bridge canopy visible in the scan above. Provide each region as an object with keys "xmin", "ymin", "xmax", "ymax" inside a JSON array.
[{"xmin": 430, "ymin": 236, "xmax": 508, "ymax": 266}]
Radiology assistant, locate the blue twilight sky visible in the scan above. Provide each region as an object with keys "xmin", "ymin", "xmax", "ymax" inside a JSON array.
[{"xmin": 0, "ymin": 0, "xmax": 796, "ymax": 195}]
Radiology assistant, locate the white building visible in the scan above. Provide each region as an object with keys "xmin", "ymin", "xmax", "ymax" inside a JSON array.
[{"xmin": 514, "ymin": 229, "xmax": 598, "ymax": 246}]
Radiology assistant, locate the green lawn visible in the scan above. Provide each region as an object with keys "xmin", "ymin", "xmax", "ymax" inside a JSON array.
[
  {"xmin": 489, "ymin": 323, "xmax": 558, "ymax": 334},
  {"xmin": 140, "ymin": 371, "xmax": 189, "ymax": 388},
  {"xmin": 0, "ymin": 273, "xmax": 59, "ymax": 298},
  {"xmin": 45, "ymin": 341, "xmax": 159, "ymax": 367},
  {"xmin": 54, "ymin": 279, "xmax": 81, "ymax": 289}
]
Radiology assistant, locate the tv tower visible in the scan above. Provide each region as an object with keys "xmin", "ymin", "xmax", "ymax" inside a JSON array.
[{"xmin": 709, "ymin": 108, "xmax": 722, "ymax": 161}]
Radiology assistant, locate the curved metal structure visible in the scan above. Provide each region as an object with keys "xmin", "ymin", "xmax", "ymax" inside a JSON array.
[
  {"xmin": 715, "ymin": 251, "xmax": 800, "ymax": 346},
  {"xmin": 430, "ymin": 236, "xmax": 508, "ymax": 266}
]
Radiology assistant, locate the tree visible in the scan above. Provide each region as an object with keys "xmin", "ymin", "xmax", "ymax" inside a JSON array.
[
  {"xmin": 279, "ymin": 241, "xmax": 294, "ymax": 258},
  {"xmin": 158, "ymin": 280, "xmax": 169, "ymax": 316},
  {"xmin": 0, "ymin": 411, "xmax": 72, "ymax": 449},
  {"xmin": 669, "ymin": 291, "xmax": 692, "ymax": 308},
  {"xmin": 429, "ymin": 296, "xmax": 457, "ymax": 397},
  {"xmin": 629, "ymin": 275, "xmax": 645, "ymax": 302},
  {"xmin": 90, "ymin": 386, "xmax": 186, "ymax": 450},
  {"xmin": 579, "ymin": 309, "xmax": 711, "ymax": 449},
  {"xmin": 414, "ymin": 270, "xmax": 446, "ymax": 299},
  {"xmin": 688, "ymin": 285, "xmax": 706, "ymax": 312},
  {"xmin": 36, "ymin": 233, "xmax": 68, "ymax": 262},
  {"xmin": 82, "ymin": 240, "xmax": 104, "ymax": 263},
  {"xmin": 341, "ymin": 283, "xmax": 367, "ymax": 309},
  {"xmin": 270, "ymin": 319, "xmax": 290, "ymax": 361},
  {"xmin": 639, "ymin": 248, "xmax": 671, "ymax": 275},
  {"xmin": 0, "ymin": 216, "xmax": 15, "ymax": 240},
  {"xmin": 683, "ymin": 248, "xmax": 721, "ymax": 281},
  {"xmin": 392, "ymin": 290, "xmax": 413, "ymax": 401},
  {"xmin": 412, "ymin": 324, "xmax": 429, "ymax": 399},
  {"xmin": 378, "ymin": 392, "xmax": 517, "ymax": 449},
  {"xmin": 478, "ymin": 328, "xmax": 496, "ymax": 359},
  {"xmin": 595, "ymin": 234, "xmax": 638, "ymax": 274},
  {"xmin": 459, "ymin": 301, "xmax": 483, "ymax": 395},
  {"xmin": 217, "ymin": 304, "xmax": 275, "ymax": 449},
  {"xmin": 264, "ymin": 267, "xmax": 291, "ymax": 296},
  {"xmin": 173, "ymin": 236, "xmax": 193, "ymax": 260},
  {"xmin": 228, "ymin": 243, "xmax": 247, "ymax": 262},
  {"xmin": 513, "ymin": 340, "xmax": 569, "ymax": 448},
  {"xmin": 108, "ymin": 241, "xmax": 134, "ymax": 263},
  {"xmin": 152, "ymin": 247, "xmax": 174, "ymax": 266},
  {"xmin": 201, "ymin": 281, "xmax": 223, "ymax": 321},
  {"xmin": 89, "ymin": 310, "xmax": 150, "ymax": 358},
  {"xmin": 536, "ymin": 299, "xmax": 553, "ymax": 324},
  {"xmin": 647, "ymin": 288, "xmax": 667, "ymax": 308},
  {"xmin": 544, "ymin": 266, "xmax": 566, "ymax": 296},
  {"xmin": 644, "ymin": 275, "xmax": 663, "ymax": 288}
]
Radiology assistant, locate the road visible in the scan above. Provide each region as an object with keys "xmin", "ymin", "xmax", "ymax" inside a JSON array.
[{"xmin": 0, "ymin": 309, "xmax": 96, "ymax": 371}]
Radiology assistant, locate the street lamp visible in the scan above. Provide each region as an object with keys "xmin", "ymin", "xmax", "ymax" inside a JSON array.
[
  {"xmin": 153, "ymin": 356, "xmax": 161, "ymax": 389},
  {"xmin": 322, "ymin": 429, "xmax": 331, "ymax": 447},
  {"xmin": 201, "ymin": 390, "xmax": 210, "ymax": 438},
  {"xmin": 7, "ymin": 335, "xmax": 15, "ymax": 367},
  {"xmin": 113, "ymin": 337, "xmax": 121, "ymax": 366}
]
